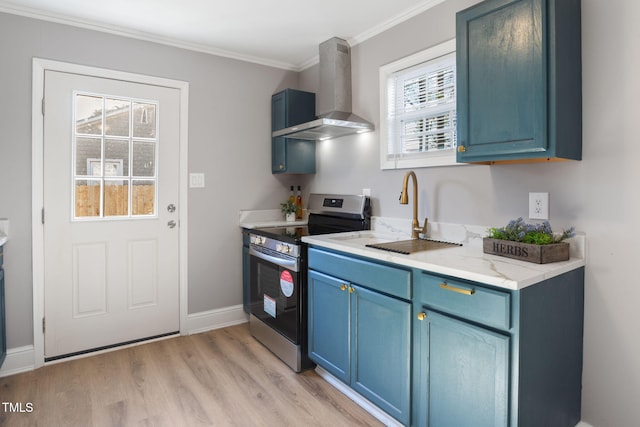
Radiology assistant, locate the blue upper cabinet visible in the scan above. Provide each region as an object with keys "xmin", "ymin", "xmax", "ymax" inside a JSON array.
[
  {"xmin": 456, "ymin": 0, "xmax": 582, "ymax": 163},
  {"xmin": 271, "ymin": 89, "xmax": 316, "ymax": 174}
]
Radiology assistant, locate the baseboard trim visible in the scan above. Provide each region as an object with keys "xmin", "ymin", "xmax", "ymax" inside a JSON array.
[
  {"xmin": 186, "ymin": 304, "xmax": 248, "ymax": 335},
  {"xmin": 0, "ymin": 345, "xmax": 35, "ymax": 378},
  {"xmin": 576, "ymin": 422, "xmax": 594, "ymax": 427}
]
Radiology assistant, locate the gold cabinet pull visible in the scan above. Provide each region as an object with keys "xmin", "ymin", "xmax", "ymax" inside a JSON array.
[
  {"xmin": 439, "ymin": 282, "xmax": 475, "ymax": 296},
  {"xmin": 417, "ymin": 312, "xmax": 426, "ymax": 321},
  {"xmin": 348, "ymin": 286, "xmax": 355, "ymax": 294},
  {"xmin": 340, "ymin": 284, "xmax": 347, "ymax": 291},
  {"xmin": 457, "ymin": 145, "xmax": 466, "ymax": 153}
]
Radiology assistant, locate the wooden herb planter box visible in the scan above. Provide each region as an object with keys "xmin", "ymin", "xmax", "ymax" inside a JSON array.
[{"xmin": 483, "ymin": 238, "xmax": 569, "ymax": 264}]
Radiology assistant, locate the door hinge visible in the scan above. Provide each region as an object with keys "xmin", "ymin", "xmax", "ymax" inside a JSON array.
[
  {"xmin": 42, "ymin": 317, "xmax": 45, "ymax": 334},
  {"xmin": 41, "ymin": 97, "xmax": 45, "ymax": 116},
  {"xmin": 41, "ymin": 208, "xmax": 45, "ymax": 225}
]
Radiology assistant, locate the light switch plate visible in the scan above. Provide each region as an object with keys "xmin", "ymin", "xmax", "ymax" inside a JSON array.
[
  {"xmin": 529, "ymin": 192, "xmax": 549, "ymax": 220},
  {"xmin": 189, "ymin": 173, "xmax": 205, "ymax": 188}
]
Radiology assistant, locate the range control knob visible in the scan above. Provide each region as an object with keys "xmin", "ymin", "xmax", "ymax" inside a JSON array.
[
  {"xmin": 281, "ymin": 245, "xmax": 290, "ymax": 254},
  {"xmin": 276, "ymin": 243, "xmax": 283, "ymax": 252}
]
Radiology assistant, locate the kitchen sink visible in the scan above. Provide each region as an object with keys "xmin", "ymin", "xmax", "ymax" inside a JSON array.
[{"xmin": 366, "ymin": 238, "xmax": 461, "ymax": 255}]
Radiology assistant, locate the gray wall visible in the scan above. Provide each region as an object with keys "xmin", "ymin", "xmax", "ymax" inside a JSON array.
[
  {"xmin": 0, "ymin": 11, "xmax": 305, "ymax": 348},
  {"xmin": 0, "ymin": 0, "xmax": 637, "ymax": 425},
  {"xmin": 301, "ymin": 0, "xmax": 639, "ymax": 426}
]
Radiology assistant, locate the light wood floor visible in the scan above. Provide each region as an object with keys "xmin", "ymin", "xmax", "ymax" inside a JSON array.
[{"xmin": 0, "ymin": 324, "xmax": 383, "ymax": 426}]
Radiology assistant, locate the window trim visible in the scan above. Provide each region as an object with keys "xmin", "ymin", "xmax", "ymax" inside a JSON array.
[{"xmin": 379, "ymin": 39, "xmax": 464, "ymax": 170}]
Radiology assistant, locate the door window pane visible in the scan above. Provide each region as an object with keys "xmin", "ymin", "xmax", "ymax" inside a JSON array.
[
  {"xmin": 104, "ymin": 180, "xmax": 129, "ymax": 217},
  {"xmin": 105, "ymin": 98, "xmax": 131, "ymax": 137},
  {"xmin": 75, "ymin": 179, "xmax": 101, "ymax": 217},
  {"xmin": 75, "ymin": 137, "xmax": 101, "ymax": 176},
  {"xmin": 132, "ymin": 180, "xmax": 155, "ymax": 216},
  {"xmin": 105, "ymin": 139, "xmax": 129, "ymax": 176},
  {"xmin": 75, "ymin": 95, "xmax": 103, "ymax": 135},
  {"xmin": 132, "ymin": 141, "xmax": 156, "ymax": 177},
  {"xmin": 133, "ymin": 102, "xmax": 157, "ymax": 138}
]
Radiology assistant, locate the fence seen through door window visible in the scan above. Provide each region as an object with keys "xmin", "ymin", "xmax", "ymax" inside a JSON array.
[{"xmin": 73, "ymin": 93, "xmax": 158, "ymax": 219}]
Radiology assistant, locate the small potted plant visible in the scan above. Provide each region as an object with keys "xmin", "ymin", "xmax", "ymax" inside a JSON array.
[
  {"xmin": 484, "ymin": 217, "xmax": 575, "ymax": 264},
  {"xmin": 280, "ymin": 200, "xmax": 299, "ymax": 222}
]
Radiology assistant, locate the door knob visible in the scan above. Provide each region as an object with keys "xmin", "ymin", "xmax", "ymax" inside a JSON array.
[{"xmin": 167, "ymin": 220, "xmax": 177, "ymax": 229}]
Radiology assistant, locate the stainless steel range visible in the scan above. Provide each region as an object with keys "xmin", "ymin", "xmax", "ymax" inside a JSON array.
[{"xmin": 247, "ymin": 193, "xmax": 371, "ymax": 372}]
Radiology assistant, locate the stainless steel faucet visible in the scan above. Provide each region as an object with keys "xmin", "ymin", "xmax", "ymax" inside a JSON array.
[{"xmin": 399, "ymin": 171, "xmax": 428, "ymax": 239}]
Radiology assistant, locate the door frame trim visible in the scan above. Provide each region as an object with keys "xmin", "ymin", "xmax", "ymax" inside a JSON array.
[{"xmin": 31, "ymin": 58, "xmax": 189, "ymax": 368}]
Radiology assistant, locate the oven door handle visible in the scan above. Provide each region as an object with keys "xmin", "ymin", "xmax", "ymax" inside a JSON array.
[{"xmin": 250, "ymin": 246, "xmax": 299, "ymax": 272}]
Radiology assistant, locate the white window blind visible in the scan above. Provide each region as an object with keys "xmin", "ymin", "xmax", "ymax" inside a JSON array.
[{"xmin": 379, "ymin": 40, "xmax": 462, "ymax": 169}]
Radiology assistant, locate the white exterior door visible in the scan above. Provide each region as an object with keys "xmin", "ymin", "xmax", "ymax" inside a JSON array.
[{"xmin": 43, "ymin": 70, "xmax": 181, "ymax": 359}]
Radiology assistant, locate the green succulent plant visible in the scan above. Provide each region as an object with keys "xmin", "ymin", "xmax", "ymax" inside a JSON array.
[
  {"xmin": 280, "ymin": 200, "xmax": 299, "ymax": 215},
  {"xmin": 487, "ymin": 217, "xmax": 574, "ymax": 245}
]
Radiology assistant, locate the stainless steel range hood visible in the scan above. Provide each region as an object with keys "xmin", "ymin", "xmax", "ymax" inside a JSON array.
[{"xmin": 272, "ymin": 37, "xmax": 374, "ymax": 141}]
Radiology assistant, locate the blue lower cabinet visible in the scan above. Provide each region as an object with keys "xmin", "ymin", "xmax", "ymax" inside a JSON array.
[
  {"xmin": 415, "ymin": 269, "xmax": 584, "ymax": 427},
  {"xmin": 415, "ymin": 309, "xmax": 509, "ymax": 427},
  {"xmin": 352, "ymin": 286, "xmax": 411, "ymax": 424},
  {"xmin": 308, "ymin": 246, "xmax": 584, "ymax": 427},
  {"xmin": 308, "ymin": 268, "xmax": 411, "ymax": 426},
  {"xmin": 308, "ymin": 270, "xmax": 350, "ymax": 382}
]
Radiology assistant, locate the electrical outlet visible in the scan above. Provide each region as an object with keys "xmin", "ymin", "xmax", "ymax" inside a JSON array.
[{"xmin": 529, "ymin": 192, "xmax": 549, "ymax": 220}]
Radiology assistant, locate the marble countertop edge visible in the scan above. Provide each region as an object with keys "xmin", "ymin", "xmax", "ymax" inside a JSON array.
[
  {"xmin": 237, "ymin": 212, "xmax": 586, "ymax": 289},
  {"xmin": 301, "ymin": 225, "xmax": 585, "ymax": 291}
]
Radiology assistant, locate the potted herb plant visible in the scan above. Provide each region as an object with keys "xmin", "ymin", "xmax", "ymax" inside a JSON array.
[
  {"xmin": 280, "ymin": 200, "xmax": 299, "ymax": 222},
  {"xmin": 484, "ymin": 217, "xmax": 575, "ymax": 264}
]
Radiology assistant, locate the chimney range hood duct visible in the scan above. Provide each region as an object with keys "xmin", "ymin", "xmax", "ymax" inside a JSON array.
[{"xmin": 272, "ymin": 37, "xmax": 375, "ymax": 141}]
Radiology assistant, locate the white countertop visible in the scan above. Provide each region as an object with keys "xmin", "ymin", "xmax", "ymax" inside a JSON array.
[
  {"xmin": 238, "ymin": 211, "xmax": 585, "ymax": 290},
  {"xmin": 239, "ymin": 209, "xmax": 307, "ymax": 229},
  {"xmin": 301, "ymin": 218, "xmax": 586, "ymax": 291}
]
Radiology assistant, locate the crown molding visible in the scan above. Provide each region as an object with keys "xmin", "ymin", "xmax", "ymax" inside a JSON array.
[
  {"xmin": 0, "ymin": 2, "xmax": 299, "ymax": 71},
  {"xmin": 0, "ymin": 0, "xmax": 448, "ymax": 72}
]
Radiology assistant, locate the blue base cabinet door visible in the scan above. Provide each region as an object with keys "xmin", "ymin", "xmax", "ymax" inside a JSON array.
[
  {"xmin": 308, "ymin": 270, "xmax": 350, "ymax": 383},
  {"xmin": 308, "ymin": 268, "xmax": 411, "ymax": 426},
  {"xmin": 352, "ymin": 286, "xmax": 411, "ymax": 425},
  {"xmin": 416, "ymin": 310, "xmax": 510, "ymax": 427}
]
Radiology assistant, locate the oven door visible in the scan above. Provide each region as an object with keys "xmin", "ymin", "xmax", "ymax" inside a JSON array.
[{"xmin": 249, "ymin": 245, "xmax": 301, "ymax": 344}]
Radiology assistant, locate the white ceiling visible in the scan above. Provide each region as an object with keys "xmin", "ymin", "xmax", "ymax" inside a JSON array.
[{"xmin": 0, "ymin": 0, "xmax": 446, "ymax": 70}]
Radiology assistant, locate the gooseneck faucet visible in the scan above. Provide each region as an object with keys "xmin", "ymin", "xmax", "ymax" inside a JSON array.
[{"xmin": 399, "ymin": 171, "xmax": 428, "ymax": 239}]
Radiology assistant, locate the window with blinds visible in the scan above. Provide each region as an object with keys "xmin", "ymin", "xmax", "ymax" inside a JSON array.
[{"xmin": 379, "ymin": 40, "xmax": 462, "ymax": 169}]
